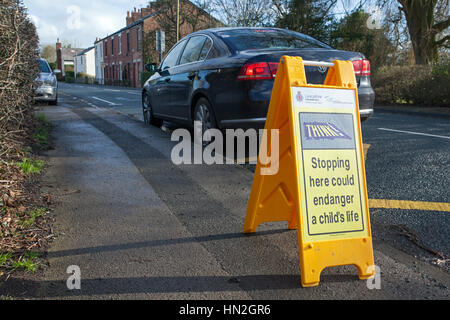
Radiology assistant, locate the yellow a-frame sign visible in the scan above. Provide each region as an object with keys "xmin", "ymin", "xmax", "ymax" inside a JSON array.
[{"xmin": 244, "ymin": 56, "xmax": 375, "ymax": 287}]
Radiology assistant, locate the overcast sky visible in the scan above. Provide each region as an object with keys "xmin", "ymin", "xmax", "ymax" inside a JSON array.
[{"xmin": 24, "ymin": 0, "xmax": 151, "ymax": 49}]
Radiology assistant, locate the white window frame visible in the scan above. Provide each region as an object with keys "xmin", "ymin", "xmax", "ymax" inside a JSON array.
[{"xmin": 119, "ymin": 33, "xmax": 122, "ymax": 55}]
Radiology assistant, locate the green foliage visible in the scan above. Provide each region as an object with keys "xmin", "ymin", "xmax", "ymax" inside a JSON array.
[
  {"xmin": 275, "ymin": 0, "xmax": 336, "ymax": 44},
  {"xmin": 0, "ymin": 252, "xmax": 12, "ymax": 267},
  {"xmin": 16, "ymin": 158, "xmax": 44, "ymax": 175},
  {"xmin": 1, "ymin": 251, "xmax": 41, "ymax": 273},
  {"xmin": 329, "ymin": 9, "xmax": 394, "ymax": 70},
  {"xmin": 64, "ymin": 76, "xmax": 75, "ymax": 83},
  {"xmin": 65, "ymin": 70, "xmax": 75, "ymax": 78},
  {"xmin": 41, "ymin": 44, "xmax": 56, "ymax": 63},
  {"xmin": 75, "ymin": 72, "xmax": 95, "ymax": 84},
  {"xmin": 372, "ymin": 61, "xmax": 450, "ymax": 106},
  {"xmin": 76, "ymin": 72, "xmax": 94, "ymax": 79},
  {"xmin": 12, "ymin": 253, "xmax": 39, "ymax": 273},
  {"xmin": 48, "ymin": 62, "xmax": 57, "ymax": 70},
  {"xmin": 19, "ymin": 208, "xmax": 47, "ymax": 229},
  {"xmin": 33, "ymin": 114, "xmax": 51, "ymax": 150}
]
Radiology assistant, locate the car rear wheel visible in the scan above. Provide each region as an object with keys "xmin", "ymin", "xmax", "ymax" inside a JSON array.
[
  {"xmin": 143, "ymin": 92, "xmax": 162, "ymax": 127},
  {"xmin": 193, "ymin": 98, "xmax": 217, "ymax": 145}
]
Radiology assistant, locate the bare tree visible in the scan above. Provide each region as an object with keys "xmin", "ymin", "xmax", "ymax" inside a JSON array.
[
  {"xmin": 41, "ymin": 44, "xmax": 56, "ymax": 63},
  {"xmin": 398, "ymin": 0, "xmax": 449, "ymax": 64},
  {"xmin": 370, "ymin": 0, "xmax": 449, "ymax": 64},
  {"xmin": 211, "ymin": 0, "xmax": 275, "ymax": 27},
  {"xmin": 145, "ymin": 0, "xmax": 222, "ymax": 62}
]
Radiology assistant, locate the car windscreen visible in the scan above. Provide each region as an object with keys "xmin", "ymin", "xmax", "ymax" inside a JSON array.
[
  {"xmin": 39, "ymin": 60, "xmax": 51, "ymax": 73},
  {"xmin": 217, "ymin": 29, "xmax": 331, "ymax": 51}
]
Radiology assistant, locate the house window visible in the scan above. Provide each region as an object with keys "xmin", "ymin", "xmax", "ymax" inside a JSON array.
[
  {"xmin": 105, "ymin": 41, "xmax": 108, "ymax": 56},
  {"xmin": 137, "ymin": 27, "xmax": 142, "ymax": 51},
  {"xmin": 127, "ymin": 32, "xmax": 130, "ymax": 53},
  {"xmin": 111, "ymin": 37, "xmax": 115, "ymax": 56}
]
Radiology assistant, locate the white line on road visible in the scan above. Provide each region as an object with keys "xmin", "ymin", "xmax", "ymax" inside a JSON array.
[
  {"xmin": 104, "ymin": 89, "xmax": 122, "ymax": 92},
  {"xmin": 92, "ymin": 96, "xmax": 121, "ymax": 106},
  {"xmin": 378, "ymin": 128, "xmax": 450, "ymax": 139}
]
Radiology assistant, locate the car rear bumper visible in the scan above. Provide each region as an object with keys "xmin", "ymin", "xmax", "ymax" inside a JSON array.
[
  {"xmin": 357, "ymin": 85, "xmax": 375, "ymax": 119},
  {"xmin": 219, "ymin": 88, "xmax": 375, "ymax": 129}
]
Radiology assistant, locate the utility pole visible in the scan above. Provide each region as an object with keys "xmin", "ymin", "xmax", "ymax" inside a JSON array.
[{"xmin": 176, "ymin": 0, "xmax": 180, "ymax": 42}]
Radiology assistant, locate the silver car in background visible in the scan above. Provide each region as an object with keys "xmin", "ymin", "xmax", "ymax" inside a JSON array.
[{"xmin": 35, "ymin": 58, "xmax": 60, "ymax": 105}]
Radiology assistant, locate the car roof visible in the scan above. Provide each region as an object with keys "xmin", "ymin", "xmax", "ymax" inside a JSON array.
[
  {"xmin": 188, "ymin": 27, "xmax": 284, "ymax": 36},
  {"xmin": 185, "ymin": 27, "xmax": 316, "ymax": 44}
]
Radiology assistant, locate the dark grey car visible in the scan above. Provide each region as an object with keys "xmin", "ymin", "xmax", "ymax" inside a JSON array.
[{"xmin": 142, "ymin": 27, "xmax": 375, "ymax": 130}]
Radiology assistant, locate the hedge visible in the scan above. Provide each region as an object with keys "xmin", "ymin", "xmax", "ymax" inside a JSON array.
[
  {"xmin": 0, "ymin": 0, "xmax": 40, "ymax": 155},
  {"xmin": 372, "ymin": 62, "xmax": 450, "ymax": 107}
]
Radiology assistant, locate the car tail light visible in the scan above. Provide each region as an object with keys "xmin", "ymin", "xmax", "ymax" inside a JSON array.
[
  {"xmin": 237, "ymin": 62, "xmax": 279, "ymax": 80},
  {"xmin": 352, "ymin": 59, "xmax": 371, "ymax": 76}
]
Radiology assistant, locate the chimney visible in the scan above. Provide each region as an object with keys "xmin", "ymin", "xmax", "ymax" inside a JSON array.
[
  {"xmin": 56, "ymin": 38, "xmax": 61, "ymax": 51},
  {"xmin": 126, "ymin": 11, "xmax": 131, "ymax": 25},
  {"xmin": 141, "ymin": 4, "xmax": 152, "ymax": 17}
]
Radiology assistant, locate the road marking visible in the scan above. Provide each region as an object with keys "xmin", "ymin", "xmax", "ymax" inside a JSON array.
[
  {"xmin": 369, "ymin": 199, "xmax": 450, "ymax": 212},
  {"xmin": 104, "ymin": 89, "xmax": 122, "ymax": 92},
  {"xmin": 378, "ymin": 128, "xmax": 450, "ymax": 139},
  {"xmin": 92, "ymin": 96, "xmax": 121, "ymax": 106}
]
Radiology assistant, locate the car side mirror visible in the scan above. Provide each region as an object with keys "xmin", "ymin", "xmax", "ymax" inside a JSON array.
[
  {"xmin": 145, "ymin": 63, "xmax": 157, "ymax": 73},
  {"xmin": 53, "ymin": 69, "xmax": 61, "ymax": 75}
]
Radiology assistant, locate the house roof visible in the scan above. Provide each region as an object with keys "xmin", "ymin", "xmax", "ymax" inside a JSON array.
[
  {"xmin": 94, "ymin": 12, "xmax": 158, "ymax": 44},
  {"xmin": 76, "ymin": 46, "xmax": 95, "ymax": 56},
  {"xmin": 60, "ymin": 48, "xmax": 85, "ymax": 61}
]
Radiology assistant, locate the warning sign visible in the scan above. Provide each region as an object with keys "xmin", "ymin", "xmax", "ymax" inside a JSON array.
[
  {"xmin": 293, "ymin": 88, "xmax": 370, "ymax": 242},
  {"xmin": 243, "ymin": 56, "xmax": 374, "ymax": 287}
]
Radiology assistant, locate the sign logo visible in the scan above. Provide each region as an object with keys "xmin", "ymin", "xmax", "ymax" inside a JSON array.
[
  {"xmin": 304, "ymin": 122, "xmax": 351, "ymax": 140},
  {"xmin": 296, "ymin": 91, "xmax": 304, "ymax": 103}
]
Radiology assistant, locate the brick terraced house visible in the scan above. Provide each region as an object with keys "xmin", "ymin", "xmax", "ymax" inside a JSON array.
[{"xmin": 96, "ymin": 0, "xmax": 222, "ymax": 88}]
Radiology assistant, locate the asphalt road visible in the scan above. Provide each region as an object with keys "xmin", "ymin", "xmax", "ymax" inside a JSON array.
[{"xmin": 2, "ymin": 82, "xmax": 448, "ymax": 300}]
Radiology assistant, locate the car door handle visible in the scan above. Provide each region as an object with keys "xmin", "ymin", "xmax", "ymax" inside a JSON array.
[{"xmin": 187, "ymin": 73, "xmax": 197, "ymax": 80}]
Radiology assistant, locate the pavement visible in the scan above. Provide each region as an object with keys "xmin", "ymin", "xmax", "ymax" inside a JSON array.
[{"xmin": 0, "ymin": 82, "xmax": 448, "ymax": 300}]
